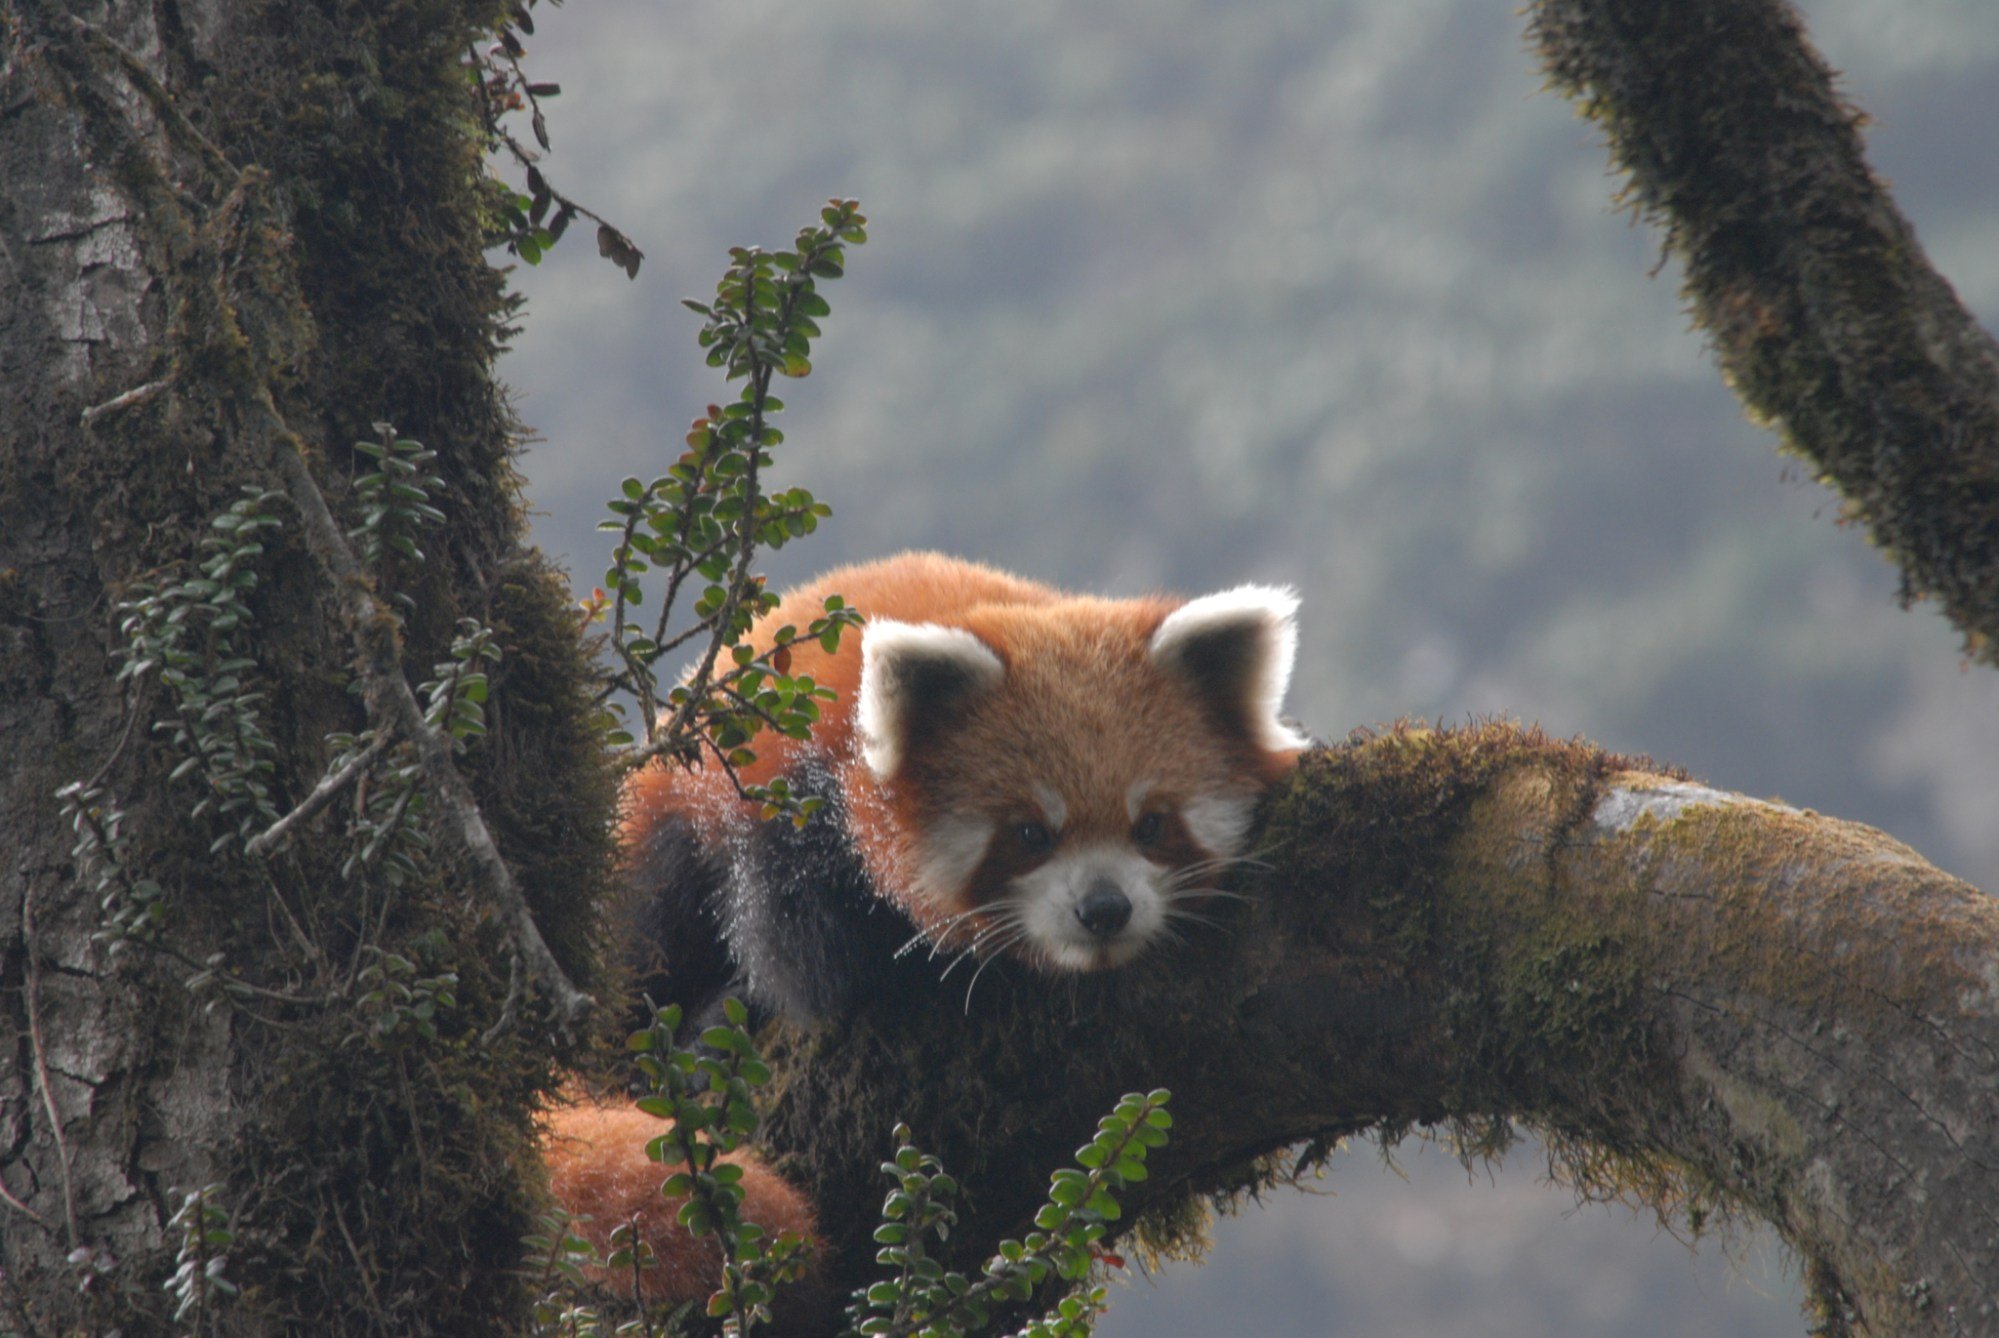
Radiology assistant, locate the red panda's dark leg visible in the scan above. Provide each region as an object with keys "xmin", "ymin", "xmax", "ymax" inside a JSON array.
[
  {"xmin": 717, "ymin": 762, "xmax": 925, "ymax": 1022},
  {"xmin": 619, "ymin": 810, "xmax": 736, "ymax": 1024},
  {"xmin": 623, "ymin": 765, "xmax": 934, "ymax": 1026}
]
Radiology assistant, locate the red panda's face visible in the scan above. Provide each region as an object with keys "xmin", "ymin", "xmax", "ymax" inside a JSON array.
[
  {"xmin": 944, "ymin": 774, "xmax": 1264, "ymax": 971},
  {"xmin": 851, "ymin": 585, "xmax": 1305, "ymax": 973}
]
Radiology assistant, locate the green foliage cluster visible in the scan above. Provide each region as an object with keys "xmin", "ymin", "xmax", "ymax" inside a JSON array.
[
  {"xmin": 117, "ymin": 486, "xmax": 288, "ymax": 852},
  {"xmin": 354, "ymin": 943, "xmax": 462, "ymax": 1047},
  {"xmin": 851, "ymin": 1091, "xmax": 1171, "ymax": 1338},
  {"xmin": 53, "ymin": 487, "xmax": 291, "ymax": 967},
  {"xmin": 163, "ymin": 1184, "xmax": 237, "ymax": 1332},
  {"xmin": 349, "ymin": 425, "xmax": 448, "ymax": 615},
  {"xmin": 473, "ymin": 0, "xmax": 644, "ymax": 278},
  {"xmin": 530, "ymin": 1007, "xmax": 1169, "ymax": 1338},
  {"xmin": 526, "ymin": 1000, "xmax": 814, "ymax": 1338},
  {"xmin": 56, "ymin": 777, "xmax": 161, "ymax": 964},
  {"xmin": 595, "ymin": 202, "xmax": 869, "ymax": 822},
  {"xmin": 629, "ymin": 1001, "xmax": 813, "ymax": 1334}
]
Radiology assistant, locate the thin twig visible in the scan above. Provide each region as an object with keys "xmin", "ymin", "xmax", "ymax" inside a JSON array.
[
  {"xmin": 259, "ymin": 870, "xmax": 327, "ymax": 974},
  {"xmin": 355, "ymin": 780, "xmax": 419, "ymax": 872},
  {"xmin": 21, "ymin": 880, "xmax": 80, "ymax": 1251},
  {"xmin": 244, "ymin": 731, "xmax": 394, "ymax": 857},
  {"xmin": 73, "ymin": 672, "xmax": 154, "ymax": 798},
  {"xmin": 651, "ymin": 375, "xmax": 770, "ymax": 755},
  {"xmin": 252, "ymin": 389, "xmax": 592, "ymax": 1027},
  {"xmin": 0, "ymin": 1174, "xmax": 51, "ymax": 1232},
  {"xmin": 329, "ymin": 1197, "xmax": 384, "ymax": 1320},
  {"xmin": 79, "ymin": 375, "xmax": 173, "ymax": 428},
  {"xmin": 478, "ymin": 949, "xmax": 524, "ymax": 1046}
]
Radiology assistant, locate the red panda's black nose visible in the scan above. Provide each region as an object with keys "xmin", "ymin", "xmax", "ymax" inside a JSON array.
[{"xmin": 1076, "ymin": 880, "xmax": 1133, "ymax": 937}]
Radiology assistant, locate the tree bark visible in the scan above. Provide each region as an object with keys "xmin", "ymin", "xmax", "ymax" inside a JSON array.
[
  {"xmin": 758, "ymin": 725, "xmax": 1999, "ymax": 1335},
  {"xmin": 1527, "ymin": 0, "xmax": 1999, "ymax": 664},
  {"xmin": 0, "ymin": 1, "xmax": 611, "ymax": 1331}
]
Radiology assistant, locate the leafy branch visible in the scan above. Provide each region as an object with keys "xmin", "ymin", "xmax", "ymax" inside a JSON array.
[
  {"xmin": 594, "ymin": 1001, "xmax": 1172, "ymax": 1337},
  {"xmin": 163, "ymin": 1184, "xmax": 237, "ymax": 1332},
  {"xmin": 625, "ymin": 1001, "xmax": 813, "ymax": 1337},
  {"xmin": 470, "ymin": 1, "xmax": 644, "ymax": 277},
  {"xmin": 849, "ymin": 1092, "xmax": 1173, "ymax": 1338},
  {"xmin": 595, "ymin": 201, "xmax": 868, "ymax": 823},
  {"xmin": 113, "ymin": 486, "xmax": 286, "ymax": 855}
]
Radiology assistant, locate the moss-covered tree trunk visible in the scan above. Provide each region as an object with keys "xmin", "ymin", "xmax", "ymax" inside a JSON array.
[
  {"xmin": 0, "ymin": 1, "xmax": 610, "ymax": 1331},
  {"xmin": 759, "ymin": 725, "xmax": 1999, "ymax": 1335}
]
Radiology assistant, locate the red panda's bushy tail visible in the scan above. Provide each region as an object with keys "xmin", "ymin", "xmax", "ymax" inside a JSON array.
[{"xmin": 540, "ymin": 1101, "xmax": 828, "ymax": 1327}]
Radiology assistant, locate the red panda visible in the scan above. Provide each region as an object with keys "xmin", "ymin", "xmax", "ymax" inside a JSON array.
[
  {"xmin": 545, "ymin": 552, "xmax": 1305, "ymax": 1316},
  {"xmin": 619, "ymin": 550, "xmax": 1307, "ymax": 1019}
]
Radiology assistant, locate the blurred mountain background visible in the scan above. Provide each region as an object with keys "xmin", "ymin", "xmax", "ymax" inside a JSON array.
[{"xmin": 497, "ymin": 1, "xmax": 1999, "ymax": 1332}]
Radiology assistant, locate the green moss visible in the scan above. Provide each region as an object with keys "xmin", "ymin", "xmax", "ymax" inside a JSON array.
[
  {"xmin": 1529, "ymin": 0, "xmax": 1999, "ymax": 663},
  {"xmin": 35, "ymin": 0, "xmax": 615, "ymax": 1328},
  {"xmin": 475, "ymin": 555, "xmax": 622, "ymax": 1002}
]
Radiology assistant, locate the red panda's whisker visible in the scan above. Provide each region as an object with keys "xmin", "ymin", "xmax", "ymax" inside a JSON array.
[
  {"xmin": 893, "ymin": 929, "xmax": 936, "ymax": 960},
  {"xmin": 935, "ymin": 943, "xmax": 979, "ymax": 981},
  {"xmin": 900, "ymin": 907, "xmax": 985, "ymax": 961},
  {"xmin": 1176, "ymin": 853, "xmax": 1271, "ymax": 878},
  {"xmin": 936, "ymin": 911, "xmax": 1022, "ymax": 981},
  {"xmin": 1164, "ymin": 884, "xmax": 1255, "ymax": 905},
  {"xmin": 960, "ymin": 930, "xmax": 1028, "ymax": 1012},
  {"xmin": 962, "ymin": 909, "xmax": 1029, "ymax": 956}
]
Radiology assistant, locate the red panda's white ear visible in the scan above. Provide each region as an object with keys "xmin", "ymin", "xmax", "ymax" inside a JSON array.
[
  {"xmin": 1149, "ymin": 585, "xmax": 1309, "ymax": 753},
  {"xmin": 858, "ymin": 620, "xmax": 1005, "ymax": 780}
]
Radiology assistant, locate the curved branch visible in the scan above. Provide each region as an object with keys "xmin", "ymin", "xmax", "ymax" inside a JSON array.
[
  {"xmin": 1527, "ymin": 0, "xmax": 1999, "ymax": 663},
  {"xmin": 260, "ymin": 395, "xmax": 594, "ymax": 1029},
  {"xmin": 757, "ymin": 725, "xmax": 1999, "ymax": 1335}
]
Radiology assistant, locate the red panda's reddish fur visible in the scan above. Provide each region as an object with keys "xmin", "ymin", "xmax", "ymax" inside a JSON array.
[
  {"xmin": 623, "ymin": 552, "xmax": 1301, "ymax": 949},
  {"xmin": 544, "ymin": 553, "xmax": 1306, "ymax": 1318},
  {"xmin": 540, "ymin": 1101, "xmax": 819, "ymax": 1307}
]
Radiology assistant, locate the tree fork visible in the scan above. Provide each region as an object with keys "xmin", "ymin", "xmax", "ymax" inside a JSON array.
[{"xmin": 758, "ymin": 723, "xmax": 1999, "ymax": 1335}]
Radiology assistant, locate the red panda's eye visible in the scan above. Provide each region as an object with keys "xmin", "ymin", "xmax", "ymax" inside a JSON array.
[
  {"xmin": 1132, "ymin": 812, "xmax": 1164, "ymax": 845},
  {"xmin": 1016, "ymin": 821, "xmax": 1052, "ymax": 852}
]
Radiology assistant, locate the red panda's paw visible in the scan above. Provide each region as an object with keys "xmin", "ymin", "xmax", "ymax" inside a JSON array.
[{"xmin": 540, "ymin": 1101, "xmax": 820, "ymax": 1310}]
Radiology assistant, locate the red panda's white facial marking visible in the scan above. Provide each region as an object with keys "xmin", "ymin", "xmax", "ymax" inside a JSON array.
[
  {"xmin": 1013, "ymin": 843, "xmax": 1169, "ymax": 970},
  {"xmin": 1030, "ymin": 783, "xmax": 1068, "ymax": 832},
  {"xmin": 1181, "ymin": 791, "xmax": 1258, "ymax": 857},
  {"xmin": 908, "ymin": 812, "xmax": 998, "ymax": 909},
  {"xmin": 926, "ymin": 782, "xmax": 1266, "ymax": 970}
]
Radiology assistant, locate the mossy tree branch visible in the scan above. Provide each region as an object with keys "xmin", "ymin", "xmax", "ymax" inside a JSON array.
[
  {"xmin": 1526, "ymin": 0, "xmax": 1999, "ymax": 662},
  {"xmin": 757, "ymin": 723, "xmax": 1999, "ymax": 1336},
  {"xmin": 258, "ymin": 391, "xmax": 594, "ymax": 1028}
]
